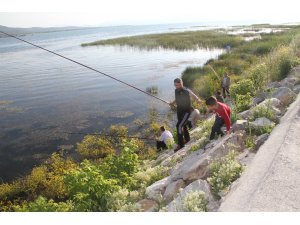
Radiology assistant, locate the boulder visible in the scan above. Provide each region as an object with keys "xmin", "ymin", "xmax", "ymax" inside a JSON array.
[
  {"xmin": 170, "ymin": 131, "xmax": 246, "ymax": 183},
  {"xmin": 279, "ymin": 77, "xmax": 298, "ymax": 89},
  {"xmin": 252, "ymin": 92, "xmax": 268, "ymax": 106},
  {"xmin": 293, "ymin": 85, "xmax": 300, "ymax": 94},
  {"xmin": 249, "ymin": 117, "xmax": 275, "ymax": 129},
  {"xmin": 258, "ymin": 98, "xmax": 281, "ymax": 109},
  {"xmin": 272, "ymin": 87, "xmax": 296, "ymax": 107},
  {"xmin": 254, "ymin": 133, "xmax": 269, "ymax": 151},
  {"xmin": 163, "ymin": 179, "xmax": 186, "ymax": 203},
  {"xmin": 167, "ymin": 179, "xmax": 218, "ymax": 212},
  {"xmin": 145, "ymin": 177, "xmax": 170, "ymax": 202},
  {"xmin": 237, "ymin": 149, "xmax": 255, "ymax": 166},
  {"xmin": 238, "ymin": 109, "xmax": 253, "ymax": 120},
  {"xmin": 138, "ymin": 199, "xmax": 158, "ymax": 212},
  {"xmin": 267, "ymin": 81, "xmax": 281, "ymax": 89},
  {"xmin": 232, "ymin": 120, "xmax": 248, "ymax": 132}
]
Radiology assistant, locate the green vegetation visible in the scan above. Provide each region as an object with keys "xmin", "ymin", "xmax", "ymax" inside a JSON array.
[
  {"xmin": 82, "ymin": 30, "xmax": 244, "ymax": 50},
  {"xmin": 208, "ymin": 151, "xmax": 243, "ymax": 197},
  {"xmin": 182, "ymin": 191, "xmax": 207, "ymax": 212}
]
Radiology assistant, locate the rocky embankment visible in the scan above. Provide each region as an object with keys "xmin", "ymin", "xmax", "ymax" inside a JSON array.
[{"xmin": 138, "ymin": 66, "xmax": 300, "ymax": 212}]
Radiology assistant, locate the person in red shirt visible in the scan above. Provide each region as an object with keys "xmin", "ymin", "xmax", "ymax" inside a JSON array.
[{"xmin": 205, "ymin": 96, "xmax": 231, "ymax": 140}]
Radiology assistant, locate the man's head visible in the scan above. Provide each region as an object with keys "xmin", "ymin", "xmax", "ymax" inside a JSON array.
[
  {"xmin": 216, "ymin": 91, "xmax": 221, "ymax": 96},
  {"xmin": 174, "ymin": 78, "xmax": 183, "ymax": 89},
  {"xmin": 160, "ymin": 126, "xmax": 165, "ymax": 133},
  {"xmin": 224, "ymin": 72, "xmax": 229, "ymax": 77},
  {"xmin": 205, "ymin": 96, "xmax": 218, "ymax": 111}
]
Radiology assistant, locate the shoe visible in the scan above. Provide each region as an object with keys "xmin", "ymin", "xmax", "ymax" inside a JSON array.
[{"xmin": 174, "ymin": 146, "xmax": 184, "ymax": 153}]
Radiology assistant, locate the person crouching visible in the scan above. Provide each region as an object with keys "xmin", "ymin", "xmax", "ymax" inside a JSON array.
[
  {"xmin": 156, "ymin": 126, "xmax": 173, "ymax": 151},
  {"xmin": 205, "ymin": 96, "xmax": 231, "ymax": 140}
]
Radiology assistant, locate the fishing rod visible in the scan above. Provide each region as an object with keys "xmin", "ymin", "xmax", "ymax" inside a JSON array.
[
  {"xmin": 63, "ymin": 131, "xmax": 156, "ymax": 141},
  {"xmin": 0, "ymin": 31, "xmax": 170, "ymax": 105}
]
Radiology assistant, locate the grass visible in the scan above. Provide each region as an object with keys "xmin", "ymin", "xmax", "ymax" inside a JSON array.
[{"xmin": 81, "ymin": 30, "xmax": 244, "ymax": 50}]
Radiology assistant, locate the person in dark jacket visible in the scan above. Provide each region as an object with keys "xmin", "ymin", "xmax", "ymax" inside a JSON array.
[{"xmin": 169, "ymin": 78, "xmax": 201, "ymax": 152}]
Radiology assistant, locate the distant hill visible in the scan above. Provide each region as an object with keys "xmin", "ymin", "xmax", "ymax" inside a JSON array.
[{"xmin": 0, "ymin": 25, "xmax": 91, "ymax": 37}]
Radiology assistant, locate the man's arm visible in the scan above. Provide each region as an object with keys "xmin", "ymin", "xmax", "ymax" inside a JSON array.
[
  {"xmin": 222, "ymin": 107, "xmax": 231, "ymax": 134},
  {"xmin": 187, "ymin": 88, "xmax": 201, "ymax": 104}
]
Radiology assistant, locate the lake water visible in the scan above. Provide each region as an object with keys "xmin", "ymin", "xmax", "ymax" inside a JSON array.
[{"xmin": 0, "ymin": 23, "xmax": 223, "ymax": 181}]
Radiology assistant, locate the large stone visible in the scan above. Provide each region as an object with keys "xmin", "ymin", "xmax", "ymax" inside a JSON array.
[
  {"xmin": 169, "ymin": 131, "xmax": 246, "ymax": 183},
  {"xmin": 258, "ymin": 98, "xmax": 281, "ymax": 109},
  {"xmin": 167, "ymin": 179, "xmax": 219, "ymax": 212},
  {"xmin": 232, "ymin": 120, "xmax": 248, "ymax": 132},
  {"xmin": 254, "ymin": 133, "xmax": 269, "ymax": 151},
  {"xmin": 267, "ymin": 81, "xmax": 281, "ymax": 89},
  {"xmin": 237, "ymin": 149, "xmax": 255, "ymax": 166},
  {"xmin": 163, "ymin": 179, "xmax": 186, "ymax": 203},
  {"xmin": 252, "ymin": 92, "xmax": 268, "ymax": 106},
  {"xmin": 249, "ymin": 117, "xmax": 275, "ymax": 129},
  {"xmin": 138, "ymin": 199, "xmax": 158, "ymax": 212},
  {"xmin": 272, "ymin": 87, "xmax": 296, "ymax": 107},
  {"xmin": 145, "ymin": 177, "xmax": 170, "ymax": 202},
  {"xmin": 293, "ymin": 85, "xmax": 300, "ymax": 94},
  {"xmin": 238, "ymin": 109, "xmax": 253, "ymax": 120}
]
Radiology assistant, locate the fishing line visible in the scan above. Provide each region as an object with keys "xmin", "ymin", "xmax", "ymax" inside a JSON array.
[
  {"xmin": 62, "ymin": 131, "xmax": 156, "ymax": 141},
  {"xmin": 0, "ymin": 31, "xmax": 170, "ymax": 105}
]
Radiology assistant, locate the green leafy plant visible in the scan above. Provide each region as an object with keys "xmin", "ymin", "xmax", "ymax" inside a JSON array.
[
  {"xmin": 208, "ymin": 151, "xmax": 243, "ymax": 196},
  {"xmin": 235, "ymin": 93, "xmax": 252, "ymax": 112},
  {"xmin": 230, "ymin": 79, "xmax": 256, "ymax": 101},
  {"xmin": 182, "ymin": 191, "xmax": 207, "ymax": 212}
]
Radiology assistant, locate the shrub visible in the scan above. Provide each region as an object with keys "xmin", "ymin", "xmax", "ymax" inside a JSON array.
[
  {"xmin": 64, "ymin": 160, "xmax": 119, "ymax": 212},
  {"xmin": 0, "ymin": 182, "xmax": 22, "ymax": 201},
  {"xmin": 182, "ymin": 191, "xmax": 207, "ymax": 212},
  {"xmin": 266, "ymin": 46, "xmax": 299, "ymax": 81},
  {"xmin": 106, "ymin": 188, "xmax": 141, "ymax": 212},
  {"xmin": 247, "ymin": 123, "xmax": 275, "ymax": 136},
  {"xmin": 252, "ymin": 104, "xmax": 276, "ymax": 122},
  {"xmin": 208, "ymin": 151, "xmax": 243, "ymax": 196},
  {"xmin": 248, "ymin": 63, "xmax": 268, "ymax": 91},
  {"xmin": 230, "ymin": 79, "xmax": 256, "ymax": 101},
  {"xmin": 235, "ymin": 93, "xmax": 252, "ymax": 113},
  {"xmin": 76, "ymin": 135, "xmax": 115, "ymax": 159},
  {"xmin": 14, "ymin": 196, "xmax": 74, "ymax": 212},
  {"xmin": 99, "ymin": 141, "xmax": 139, "ymax": 187}
]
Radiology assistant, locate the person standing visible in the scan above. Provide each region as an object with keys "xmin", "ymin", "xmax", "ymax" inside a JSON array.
[
  {"xmin": 170, "ymin": 78, "xmax": 201, "ymax": 152},
  {"xmin": 156, "ymin": 126, "xmax": 173, "ymax": 151},
  {"xmin": 221, "ymin": 73, "xmax": 231, "ymax": 98}
]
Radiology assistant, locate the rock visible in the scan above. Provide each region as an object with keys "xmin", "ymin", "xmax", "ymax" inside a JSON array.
[
  {"xmin": 170, "ymin": 131, "xmax": 246, "ymax": 183},
  {"xmin": 258, "ymin": 98, "xmax": 281, "ymax": 109},
  {"xmin": 279, "ymin": 77, "xmax": 298, "ymax": 89},
  {"xmin": 167, "ymin": 179, "xmax": 219, "ymax": 212},
  {"xmin": 237, "ymin": 149, "xmax": 255, "ymax": 166},
  {"xmin": 163, "ymin": 179, "xmax": 186, "ymax": 203},
  {"xmin": 272, "ymin": 87, "xmax": 296, "ymax": 107},
  {"xmin": 145, "ymin": 177, "xmax": 170, "ymax": 202},
  {"xmin": 293, "ymin": 85, "xmax": 300, "ymax": 94},
  {"xmin": 138, "ymin": 199, "xmax": 158, "ymax": 212},
  {"xmin": 249, "ymin": 117, "xmax": 275, "ymax": 129},
  {"xmin": 254, "ymin": 133, "xmax": 269, "ymax": 151},
  {"xmin": 252, "ymin": 92, "xmax": 268, "ymax": 106},
  {"xmin": 238, "ymin": 109, "xmax": 253, "ymax": 120},
  {"xmin": 232, "ymin": 120, "xmax": 248, "ymax": 132},
  {"xmin": 267, "ymin": 81, "xmax": 281, "ymax": 89}
]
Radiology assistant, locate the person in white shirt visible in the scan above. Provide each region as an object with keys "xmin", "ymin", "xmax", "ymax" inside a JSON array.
[
  {"xmin": 156, "ymin": 126, "xmax": 173, "ymax": 151},
  {"xmin": 187, "ymin": 107, "xmax": 201, "ymax": 129}
]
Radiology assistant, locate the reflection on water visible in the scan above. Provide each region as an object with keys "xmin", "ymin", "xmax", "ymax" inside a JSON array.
[{"xmin": 0, "ymin": 25, "xmax": 223, "ymax": 181}]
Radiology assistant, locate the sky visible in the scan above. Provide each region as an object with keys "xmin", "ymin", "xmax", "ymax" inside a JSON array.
[{"xmin": 1, "ymin": 0, "xmax": 300, "ymax": 28}]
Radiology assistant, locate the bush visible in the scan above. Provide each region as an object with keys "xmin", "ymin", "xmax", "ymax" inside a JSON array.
[
  {"xmin": 267, "ymin": 46, "xmax": 299, "ymax": 81},
  {"xmin": 248, "ymin": 63, "xmax": 268, "ymax": 91},
  {"xmin": 14, "ymin": 196, "xmax": 74, "ymax": 212},
  {"xmin": 252, "ymin": 104, "xmax": 276, "ymax": 122},
  {"xmin": 235, "ymin": 93, "xmax": 252, "ymax": 113},
  {"xmin": 230, "ymin": 79, "xmax": 256, "ymax": 101},
  {"xmin": 76, "ymin": 135, "xmax": 115, "ymax": 159},
  {"xmin": 208, "ymin": 151, "xmax": 243, "ymax": 196},
  {"xmin": 64, "ymin": 160, "xmax": 119, "ymax": 212},
  {"xmin": 99, "ymin": 141, "xmax": 139, "ymax": 187},
  {"xmin": 106, "ymin": 188, "xmax": 141, "ymax": 212},
  {"xmin": 182, "ymin": 191, "xmax": 207, "ymax": 212}
]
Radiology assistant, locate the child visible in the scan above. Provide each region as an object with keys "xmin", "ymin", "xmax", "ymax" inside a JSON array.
[
  {"xmin": 156, "ymin": 126, "xmax": 174, "ymax": 151},
  {"xmin": 205, "ymin": 96, "xmax": 231, "ymax": 140}
]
